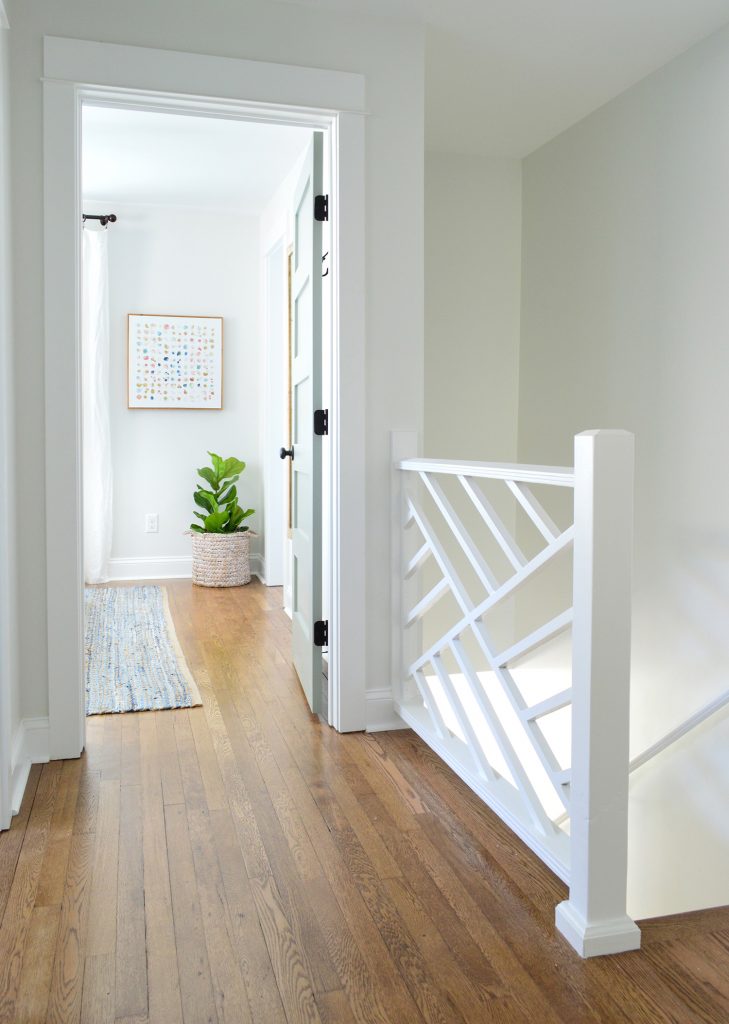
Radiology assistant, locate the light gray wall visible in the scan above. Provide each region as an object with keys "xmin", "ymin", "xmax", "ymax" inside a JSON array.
[
  {"xmin": 85, "ymin": 202, "xmax": 262, "ymax": 572},
  {"xmin": 425, "ymin": 152, "xmax": 521, "ymax": 462},
  {"xmin": 6, "ymin": 0, "xmax": 424, "ymax": 718},
  {"xmin": 0, "ymin": 11, "xmax": 20, "ymax": 821},
  {"xmin": 520, "ymin": 23, "xmax": 729, "ymax": 917}
]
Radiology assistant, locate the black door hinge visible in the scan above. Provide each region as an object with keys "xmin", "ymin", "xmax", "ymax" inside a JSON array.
[
  {"xmin": 314, "ymin": 620, "xmax": 328, "ymax": 647},
  {"xmin": 314, "ymin": 409, "xmax": 328, "ymax": 436},
  {"xmin": 314, "ymin": 194, "xmax": 329, "ymax": 221}
]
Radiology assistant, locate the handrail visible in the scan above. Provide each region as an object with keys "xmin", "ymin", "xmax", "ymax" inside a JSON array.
[
  {"xmin": 629, "ymin": 688, "xmax": 729, "ymax": 773},
  {"xmin": 553, "ymin": 684, "xmax": 729, "ymax": 830},
  {"xmin": 397, "ymin": 457, "xmax": 575, "ymax": 487}
]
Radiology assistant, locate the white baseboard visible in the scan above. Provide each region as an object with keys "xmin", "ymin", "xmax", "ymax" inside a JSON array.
[
  {"xmin": 108, "ymin": 552, "xmax": 267, "ymax": 584},
  {"xmin": 250, "ymin": 553, "xmax": 265, "ymax": 582},
  {"xmin": 365, "ymin": 687, "xmax": 405, "ymax": 732},
  {"xmin": 108, "ymin": 555, "xmax": 193, "ymax": 580},
  {"xmin": 10, "ymin": 716, "xmax": 50, "ymax": 816}
]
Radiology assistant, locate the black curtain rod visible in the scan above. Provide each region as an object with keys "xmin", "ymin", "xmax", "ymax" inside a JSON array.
[{"xmin": 82, "ymin": 213, "xmax": 117, "ymax": 226}]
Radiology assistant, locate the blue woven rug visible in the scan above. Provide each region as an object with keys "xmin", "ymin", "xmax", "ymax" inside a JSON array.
[{"xmin": 84, "ymin": 585, "xmax": 202, "ymax": 715}]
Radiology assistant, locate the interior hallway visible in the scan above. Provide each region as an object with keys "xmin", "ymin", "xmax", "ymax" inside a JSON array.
[{"xmin": 0, "ymin": 580, "xmax": 728, "ymax": 1023}]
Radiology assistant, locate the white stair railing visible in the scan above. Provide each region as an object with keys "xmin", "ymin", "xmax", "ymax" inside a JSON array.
[{"xmin": 391, "ymin": 429, "xmax": 640, "ymax": 958}]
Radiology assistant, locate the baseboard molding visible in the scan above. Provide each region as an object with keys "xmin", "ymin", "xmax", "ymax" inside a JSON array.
[
  {"xmin": 108, "ymin": 555, "xmax": 193, "ymax": 580},
  {"xmin": 10, "ymin": 717, "xmax": 50, "ymax": 816},
  {"xmin": 365, "ymin": 687, "xmax": 405, "ymax": 732},
  {"xmin": 108, "ymin": 552, "xmax": 267, "ymax": 584},
  {"xmin": 250, "ymin": 553, "xmax": 265, "ymax": 582}
]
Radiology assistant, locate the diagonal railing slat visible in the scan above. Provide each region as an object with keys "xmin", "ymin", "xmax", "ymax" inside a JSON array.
[
  {"xmin": 431, "ymin": 653, "xmax": 498, "ymax": 783},
  {"xmin": 495, "ymin": 608, "xmax": 574, "ymax": 668},
  {"xmin": 408, "ymin": 526, "xmax": 574, "ymax": 676},
  {"xmin": 419, "ymin": 472, "xmax": 500, "ymax": 593},
  {"xmin": 449, "ymin": 636, "xmax": 557, "ymax": 836},
  {"xmin": 507, "ymin": 480, "xmax": 561, "ymax": 542},
  {"xmin": 459, "ymin": 474, "xmax": 527, "ymax": 570},
  {"xmin": 406, "ymin": 577, "xmax": 449, "ymax": 626}
]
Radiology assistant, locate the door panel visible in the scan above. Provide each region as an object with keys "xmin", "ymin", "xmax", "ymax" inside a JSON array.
[{"xmin": 290, "ymin": 133, "xmax": 323, "ymax": 712}]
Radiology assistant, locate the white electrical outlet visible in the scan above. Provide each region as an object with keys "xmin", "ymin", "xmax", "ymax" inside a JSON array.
[{"xmin": 145, "ymin": 513, "xmax": 159, "ymax": 534}]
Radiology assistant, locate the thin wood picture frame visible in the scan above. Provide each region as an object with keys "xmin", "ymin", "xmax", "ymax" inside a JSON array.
[{"xmin": 127, "ymin": 313, "xmax": 224, "ymax": 409}]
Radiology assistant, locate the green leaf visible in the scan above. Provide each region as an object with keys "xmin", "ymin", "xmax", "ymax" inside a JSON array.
[
  {"xmin": 194, "ymin": 490, "xmax": 217, "ymax": 514},
  {"xmin": 192, "ymin": 510, "xmax": 206, "ymax": 521},
  {"xmin": 218, "ymin": 485, "xmax": 237, "ymax": 506},
  {"xmin": 240, "ymin": 508, "xmax": 255, "ymax": 521},
  {"xmin": 189, "ymin": 523, "xmax": 205, "ymax": 533},
  {"xmin": 204, "ymin": 510, "xmax": 229, "ymax": 533},
  {"xmin": 197, "ymin": 466, "xmax": 217, "ymax": 488},
  {"xmin": 208, "ymin": 451, "xmax": 223, "ymax": 478},
  {"xmin": 221, "ymin": 457, "xmax": 245, "ymax": 480},
  {"xmin": 227, "ymin": 507, "xmax": 244, "ymax": 531}
]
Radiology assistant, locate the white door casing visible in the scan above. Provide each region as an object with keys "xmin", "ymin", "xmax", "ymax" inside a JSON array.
[
  {"xmin": 42, "ymin": 37, "xmax": 367, "ymax": 761},
  {"xmin": 290, "ymin": 133, "xmax": 323, "ymax": 712}
]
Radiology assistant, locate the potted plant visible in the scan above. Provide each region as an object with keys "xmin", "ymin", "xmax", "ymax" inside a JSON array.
[{"xmin": 188, "ymin": 452, "xmax": 255, "ymax": 587}]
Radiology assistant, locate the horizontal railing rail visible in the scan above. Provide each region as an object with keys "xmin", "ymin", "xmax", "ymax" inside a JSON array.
[{"xmin": 630, "ymin": 688, "xmax": 729, "ymax": 773}]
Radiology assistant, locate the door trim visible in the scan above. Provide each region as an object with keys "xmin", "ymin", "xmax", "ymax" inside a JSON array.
[{"xmin": 42, "ymin": 36, "xmax": 367, "ymax": 757}]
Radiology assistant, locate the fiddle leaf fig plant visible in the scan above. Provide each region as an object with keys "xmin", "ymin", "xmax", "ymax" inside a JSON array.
[{"xmin": 190, "ymin": 452, "xmax": 255, "ymax": 534}]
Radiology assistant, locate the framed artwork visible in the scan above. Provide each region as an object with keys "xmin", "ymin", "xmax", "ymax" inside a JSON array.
[{"xmin": 127, "ymin": 314, "xmax": 223, "ymax": 409}]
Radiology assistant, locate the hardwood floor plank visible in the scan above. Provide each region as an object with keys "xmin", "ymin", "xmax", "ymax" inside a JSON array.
[
  {"xmin": 187, "ymin": 806, "xmax": 253, "ymax": 1024},
  {"xmin": 115, "ymin": 784, "xmax": 147, "ymax": 1020},
  {"xmin": 209, "ymin": 808, "xmax": 288, "ymax": 1024},
  {"xmin": 73, "ymin": 768, "xmax": 100, "ymax": 835},
  {"xmin": 0, "ymin": 764, "xmax": 41, "ymax": 924},
  {"xmin": 80, "ymin": 953, "xmax": 115, "ymax": 1024},
  {"xmin": 36, "ymin": 759, "xmax": 82, "ymax": 907},
  {"xmin": 14, "ymin": 904, "xmax": 60, "ymax": 1024},
  {"xmin": 154, "ymin": 709, "xmax": 185, "ymax": 806},
  {"xmin": 85, "ymin": 779, "xmax": 120, "ymax": 957},
  {"xmin": 120, "ymin": 715, "xmax": 142, "ymax": 789},
  {"xmin": 164, "ymin": 802, "xmax": 219, "ymax": 1024},
  {"xmin": 139, "ymin": 713, "xmax": 183, "ymax": 1024},
  {"xmin": 46, "ymin": 831, "xmax": 95, "ymax": 1024},
  {"xmin": 188, "ymin": 705, "xmax": 228, "ymax": 812},
  {"xmin": 0, "ymin": 762, "xmax": 62, "ymax": 1024}
]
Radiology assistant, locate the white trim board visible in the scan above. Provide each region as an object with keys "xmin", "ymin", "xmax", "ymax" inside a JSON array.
[
  {"xmin": 108, "ymin": 555, "xmax": 194, "ymax": 580},
  {"xmin": 107, "ymin": 553, "xmax": 266, "ymax": 583},
  {"xmin": 10, "ymin": 717, "xmax": 50, "ymax": 817},
  {"xmin": 43, "ymin": 37, "xmax": 367, "ymax": 758},
  {"xmin": 365, "ymin": 687, "xmax": 406, "ymax": 733}
]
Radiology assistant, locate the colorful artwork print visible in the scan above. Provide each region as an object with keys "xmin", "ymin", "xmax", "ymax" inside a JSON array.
[{"xmin": 128, "ymin": 315, "xmax": 223, "ymax": 409}]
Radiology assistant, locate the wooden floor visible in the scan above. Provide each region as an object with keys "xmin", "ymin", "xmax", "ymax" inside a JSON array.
[{"xmin": 1, "ymin": 581, "xmax": 729, "ymax": 1023}]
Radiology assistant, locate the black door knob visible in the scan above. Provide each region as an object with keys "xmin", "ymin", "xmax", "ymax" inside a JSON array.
[{"xmin": 280, "ymin": 446, "xmax": 294, "ymax": 460}]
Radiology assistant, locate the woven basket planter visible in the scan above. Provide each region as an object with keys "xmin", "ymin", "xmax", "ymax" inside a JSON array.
[{"xmin": 190, "ymin": 531, "xmax": 252, "ymax": 588}]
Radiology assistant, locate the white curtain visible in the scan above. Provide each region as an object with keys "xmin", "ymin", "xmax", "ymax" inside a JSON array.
[{"xmin": 82, "ymin": 228, "xmax": 113, "ymax": 584}]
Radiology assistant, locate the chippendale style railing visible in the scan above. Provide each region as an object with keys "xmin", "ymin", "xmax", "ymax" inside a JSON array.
[{"xmin": 391, "ymin": 429, "xmax": 641, "ymax": 957}]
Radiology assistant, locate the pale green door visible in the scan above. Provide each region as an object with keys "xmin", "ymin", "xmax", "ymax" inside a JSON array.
[{"xmin": 290, "ymin": 133, "xmax": 324, "ymax": 713}]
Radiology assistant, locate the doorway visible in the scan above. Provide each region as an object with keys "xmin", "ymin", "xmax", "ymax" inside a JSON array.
[
  {"xmin": 80, "ymin": 104, "xmax": 328, "ymax": 717},
  {"xmin": 43, "ymin": 38, "xmax": 367, "ymax": 759}
]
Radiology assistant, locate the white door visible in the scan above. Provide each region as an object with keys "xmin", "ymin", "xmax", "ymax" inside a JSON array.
[{"xmin": 288, "ymin": 133, "xmax": 324, "ymax": 713}]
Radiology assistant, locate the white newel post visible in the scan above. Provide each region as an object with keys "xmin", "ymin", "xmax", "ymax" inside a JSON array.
[
  {"xmin": 391, "ymin": 431, "xmax": 419, "ymax": 710},
  {"xmin": 556, "ymin": 429, "xmax": 640, "ymax": 957}
]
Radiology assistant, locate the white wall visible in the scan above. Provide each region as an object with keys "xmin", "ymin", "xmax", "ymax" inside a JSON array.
[
  {"xmin": 0, "ymin": 7, "xmax": 21, "ymax": 826},
  {"xmin": 83, "ymin": 201, "xmax": 261, "ymax": 579},
  {"xmin": 6, "ymin": 0, "xmax": 424, "ymax": 721},
  {"xmin": 520, "ymin": 23, "xmax": 729, "ymax": 918},
  {"xmin": 425, "ymin": 152, "xmax": 522, "ymax": 462}
]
